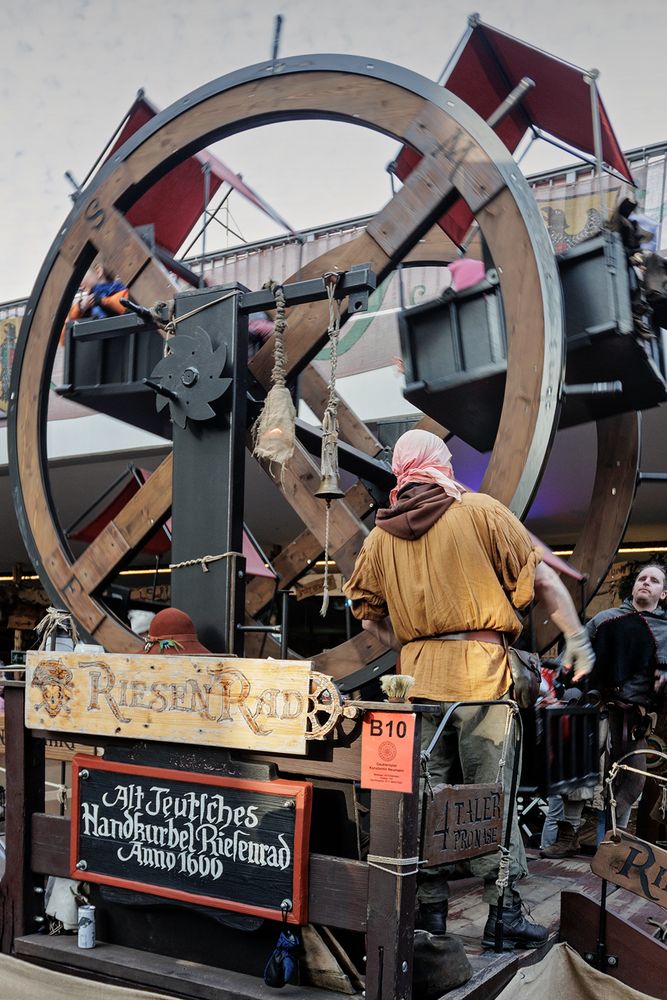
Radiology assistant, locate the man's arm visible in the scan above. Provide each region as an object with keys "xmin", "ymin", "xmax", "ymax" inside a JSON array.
[
  {"xmin": 362, "ymin": 616, "xmax": 402, "ymax": 652},
  {"xmin": 533, "ymin": 562, "xmax": 594, "ymax": 682}
]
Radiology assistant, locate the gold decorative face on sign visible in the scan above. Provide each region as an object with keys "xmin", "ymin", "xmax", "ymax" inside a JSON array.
[{"xmin": 31, "ymin": 660, "xmax": 74, "ymax": 718}]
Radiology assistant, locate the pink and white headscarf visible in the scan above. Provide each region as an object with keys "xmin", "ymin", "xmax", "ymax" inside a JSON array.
[{"xmin": 389, "ymin": 429, "xmax": 463, "ymax": 506}]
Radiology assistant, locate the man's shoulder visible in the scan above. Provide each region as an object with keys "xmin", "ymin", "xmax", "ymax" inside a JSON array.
[
  {"xmin": 455, "ymin": 491, "xmax": 514, "ymax": 517},
  {"xmin": 589, "ymin": 602, "xmax": 632, "ymax": 627}
]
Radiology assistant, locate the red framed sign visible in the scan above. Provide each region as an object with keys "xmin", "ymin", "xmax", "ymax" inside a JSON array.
[{"xmin": 70, "ymin": 754, "xmax": 311, "ymax": 923}]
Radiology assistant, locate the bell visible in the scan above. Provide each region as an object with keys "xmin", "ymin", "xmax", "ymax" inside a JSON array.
[{"xmin": 315, "ymin": 471, "xmax": 345, "ymax": 502}]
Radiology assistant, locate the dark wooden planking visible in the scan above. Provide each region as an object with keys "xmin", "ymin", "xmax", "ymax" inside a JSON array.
[
  {"xmin": 313, "ymin": 631, "xmax": 389, "ymax": 680},
  {"xmin": 0, "ymin": 687, "xmax": 45, "ymax": 952}
]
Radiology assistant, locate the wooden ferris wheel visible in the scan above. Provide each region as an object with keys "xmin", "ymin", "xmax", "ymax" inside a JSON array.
[{"xmin": 8, "ymin": 53, "xmax": 647, "ymax": 672}]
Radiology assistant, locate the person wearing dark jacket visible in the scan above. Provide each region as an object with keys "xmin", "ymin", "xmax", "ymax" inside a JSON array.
[{"xmin": 542, "ymin": 564, "xmax": 667, "ymax": 858}]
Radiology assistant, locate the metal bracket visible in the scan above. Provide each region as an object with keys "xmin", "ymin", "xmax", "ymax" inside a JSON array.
[
  {"xmin": 239, "ymin": 264, "xmax": 376, "ymax": 314},
  {"xmin": 584, "ymin": 951, "xmax": 619, "ymax": 970}
]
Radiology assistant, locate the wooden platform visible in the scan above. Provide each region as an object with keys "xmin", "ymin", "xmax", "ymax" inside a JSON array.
[
  {"xmin": 14, "ymin": 934, "xmax": 353, "ymax": 1000},
  {"xmin": 13, "ymin": 850, "xmax": 667, "ymax": 1000}
]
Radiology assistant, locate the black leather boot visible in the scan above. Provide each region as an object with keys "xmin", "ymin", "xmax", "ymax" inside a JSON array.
[
  {"xmin": 482, "ymin": 899, "xmax": 548, "ymax": 950},
  {"xmin": 415, "ymin": 900, "xmax": 449, "ymax": 935}
]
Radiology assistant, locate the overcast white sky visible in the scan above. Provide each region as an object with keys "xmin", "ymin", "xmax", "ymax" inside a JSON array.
[{"xmin": 2, "ymin": 0, "xmax": 666, "ymax": 302}]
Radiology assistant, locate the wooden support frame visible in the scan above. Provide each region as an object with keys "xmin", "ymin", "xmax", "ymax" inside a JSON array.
[{"xmin": 9, "ymin": 685, "xmax": 436, "ymax": 1000}]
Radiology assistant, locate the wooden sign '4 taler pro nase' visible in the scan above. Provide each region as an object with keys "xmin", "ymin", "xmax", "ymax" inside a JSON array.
[{"xmin": 25, "ymin": 651, "xmax": 328, "ymax": 755}]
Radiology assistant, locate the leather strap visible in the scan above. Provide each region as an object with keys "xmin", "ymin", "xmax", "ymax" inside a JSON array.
[{"xmin": 406, "ymin": 629, "xmax": 504, "ymax": 647}]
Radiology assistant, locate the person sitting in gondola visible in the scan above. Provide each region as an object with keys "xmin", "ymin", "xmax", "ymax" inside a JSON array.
[{"xmin": 60, "ymin": 258, "xmax": 128, "ymax": 345}]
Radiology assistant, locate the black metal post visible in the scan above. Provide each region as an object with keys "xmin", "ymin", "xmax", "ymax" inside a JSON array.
[{"xmin": 170, "ymin": 285, "xmax": 247, "ymax": 654}]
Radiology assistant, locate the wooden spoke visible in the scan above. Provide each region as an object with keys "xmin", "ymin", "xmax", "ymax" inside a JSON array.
[
  {"xmin": 245, "ymin": 482, "xmax": 375, "ymax": 618},
  {"xmin": 299, "ymin": 367, "xmax": 385, "ymax": 457},
  {"xmin": 534, "ymin": 412, "xmax": 640, "ymax": 651}
]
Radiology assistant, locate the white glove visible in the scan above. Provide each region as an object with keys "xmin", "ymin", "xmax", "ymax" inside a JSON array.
[{"xmin": 562, "ymin": 628, "xmax": 595, "ymax": 682}]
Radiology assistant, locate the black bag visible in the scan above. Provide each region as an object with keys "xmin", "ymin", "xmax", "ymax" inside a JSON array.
[{"xmin": 506, "ymin": 647, "xmax": 541, "ymax": 709}]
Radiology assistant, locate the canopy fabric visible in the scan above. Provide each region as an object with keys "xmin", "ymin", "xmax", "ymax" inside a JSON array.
[
  {"xmin": 496, "ymin": 942, "xmax": 657, "ymax": 999},
  {"xmin": 104, "ymin": 94, "xmax": 297, "ymax": 254},
  {"xmin": 69, "ymin": 467, "xmax": 276, "ymax": 578},
  {"xmin": 0, "ymin": 954, "xmax": 178, "ymax": 1000},
  {"xmin": 395, "ymin": 20, "xmax": 632, "ymax": 245}
]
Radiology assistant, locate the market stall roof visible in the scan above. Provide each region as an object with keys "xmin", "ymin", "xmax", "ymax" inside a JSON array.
[
  {"xmin": 69, "ymin": 467, "xmax": 276, "ymax": 578},
  {"xmin": 395, "ymin": 19, "xmax": 633, "ymax": 244},
  {"xmin": 102, "ymin": 92, "xmax": 297, "ymax": 254}
]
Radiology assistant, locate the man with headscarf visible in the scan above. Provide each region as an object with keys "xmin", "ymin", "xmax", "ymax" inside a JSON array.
[{"xmin": 343, "ymin": 429, "xmax": 594, "ymax": 949}]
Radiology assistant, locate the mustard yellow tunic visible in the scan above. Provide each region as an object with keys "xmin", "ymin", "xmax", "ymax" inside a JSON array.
[{"xmin": 343, "ymin": 492, "xmax": 541, "ymax": 702}]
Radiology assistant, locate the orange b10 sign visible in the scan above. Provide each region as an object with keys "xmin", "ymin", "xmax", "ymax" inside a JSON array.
[{"xmin": 360, "ymin": 712, "xmax": 416, "ymax": 793}]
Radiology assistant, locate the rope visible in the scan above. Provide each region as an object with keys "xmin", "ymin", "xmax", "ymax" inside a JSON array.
[
  {"xmin": 319, "ymin": 274, "xmax": 342, "ymax": 618},
  {"xmin": 320, "ymin": 505, "xmax": 332, "ymax": 618},
  {"xmin": 605, "ymin": 757, "xmax": 667, "ymax": 837},
  {"xmin": 0, "ymin": 765, "xmax": 67, "ymax": 805},
  {"xmin": 366, "ymin": 853, "xmax": 424, "ymax": 877},
  {"xmin": 495, "ymin": 703, "xmax": 517, "ymax": 785},
  {"xmin": 160, "ymin": 290, "xmax": 239, "ymax": 344},
  {"xmin": 169, "ymin": 551, "xmax": 243, "ymax": 573},
  {"xmin": 264, "ymin": 281, "xmax": 288, "ymax": 387},
  {"xmin": 495, "ymin": 845, "xmax": 511, "ymax": 894},
  {"xmin": 34, "ymin": 608, "xmax": 79, "ymax": 651}
]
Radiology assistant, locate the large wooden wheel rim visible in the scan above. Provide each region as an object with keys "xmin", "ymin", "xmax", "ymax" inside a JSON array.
[{"xmin": 9, "ymin": 55, "xmax": 564, "ymax": 652}]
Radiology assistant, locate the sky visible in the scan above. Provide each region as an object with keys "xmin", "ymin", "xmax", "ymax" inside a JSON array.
[{"xmin": 2, "ymin": 0, "xmax": 666, "ymax": 303}]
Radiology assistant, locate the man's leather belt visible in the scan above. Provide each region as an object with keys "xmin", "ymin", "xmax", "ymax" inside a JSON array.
[{"xmin": 407, "ymin": 629, "xmax": 504, "ymax": 646}]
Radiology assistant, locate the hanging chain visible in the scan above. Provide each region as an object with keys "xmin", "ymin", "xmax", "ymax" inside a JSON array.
[{"xmin": 319, "ymin": 273, "xmax": 341, "ymax": 618}]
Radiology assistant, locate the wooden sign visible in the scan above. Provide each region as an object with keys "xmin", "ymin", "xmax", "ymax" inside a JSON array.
[
  {"xmin": 592, "ymin": 830, "xmax": 667, "ymax": 910},
  {"xmin": 25, "ymin": 651, "xmax": 316, "ymax": 754},
  {"xmin": 421, "ymin": 783, "xmax": 503, "ymax": 865},
  {"xmin": 360, "ymin": 712, "xmax": 416, "ymax": 793},
  {"xmin": 71, "ymin": 754, "xmax": 311, "ymax": 923}
]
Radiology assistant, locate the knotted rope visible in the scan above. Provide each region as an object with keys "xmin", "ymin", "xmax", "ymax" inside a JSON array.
[
  {"xmin": 495, "ymin": 845, "xmax": 512, "ymax": 894},
  {"xmin": 169, "ymin": 550, "xmax": 243, "ymax": 573},
  {"xmin": 35, "ymin": 608, "xmax": 79, "ymax": 650}
]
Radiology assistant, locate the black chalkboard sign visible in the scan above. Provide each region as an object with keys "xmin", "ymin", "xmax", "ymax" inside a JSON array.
[{"xmin": 70, "ymin": 755, "xmax": 311, "ymax": 923}]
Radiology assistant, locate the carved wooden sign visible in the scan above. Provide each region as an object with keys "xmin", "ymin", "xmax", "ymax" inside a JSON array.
[
  {"xmin": 71, "ymin": 755, "xmax": 311, "ymax": 923},
  {"xmin": 592, "ymin": 831, "xmax": 667, "ymax": 910},
  {"xmin": 25, "ymin": 651, "xmax": 321, "ymax": 755},
  {"xmin": 421, "ymin": 783, "xmax": 504, "ymax": 865}
]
